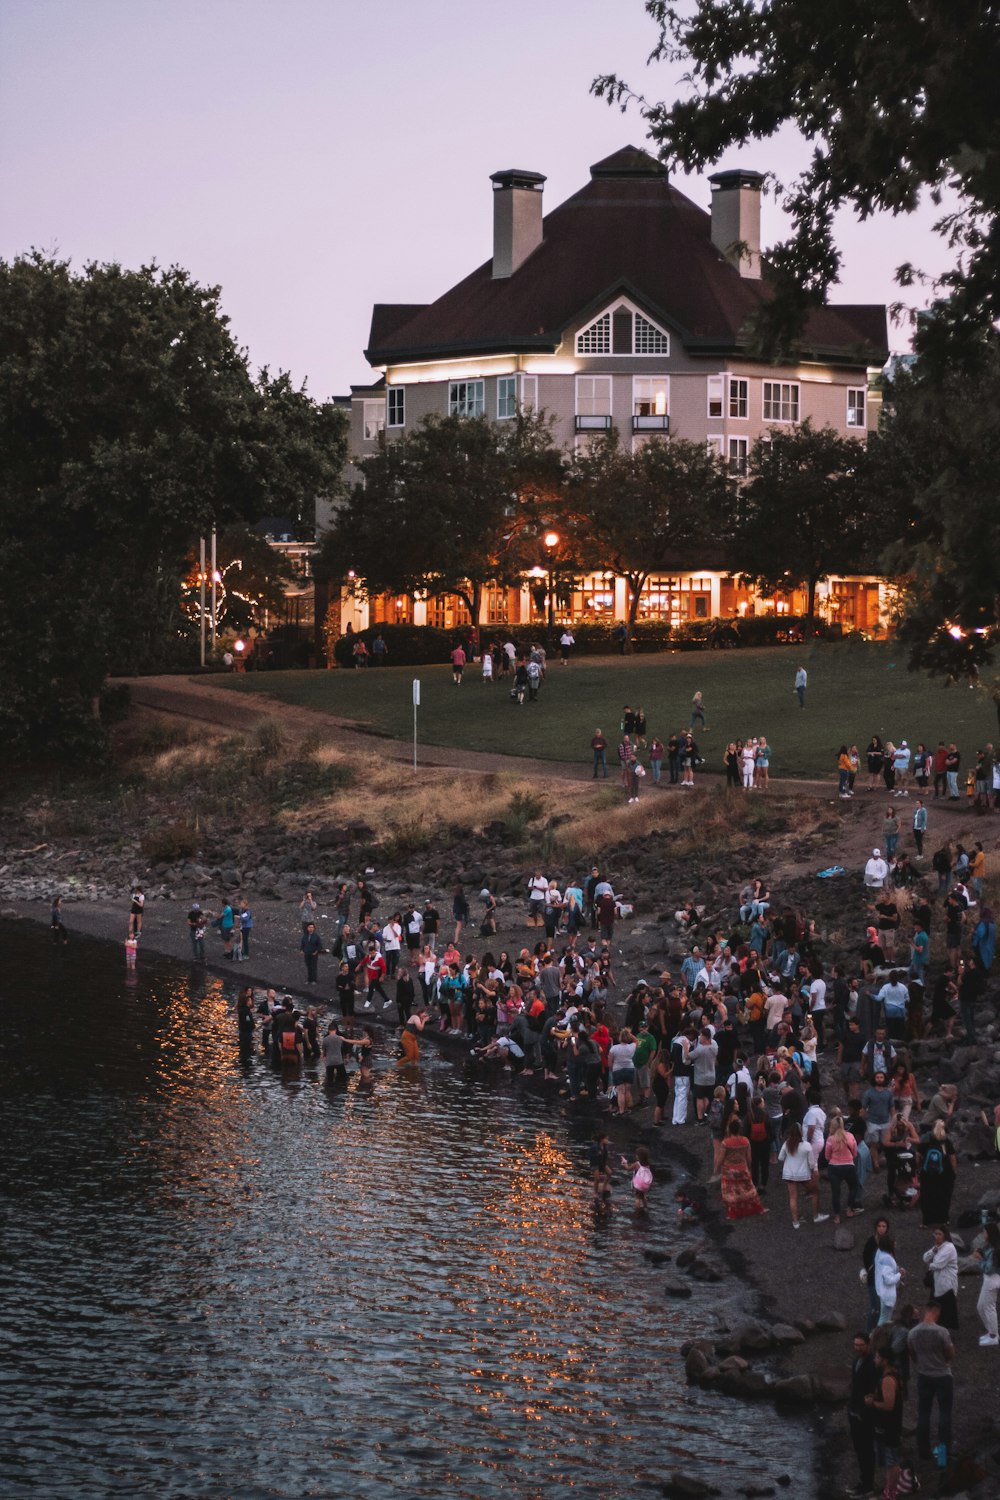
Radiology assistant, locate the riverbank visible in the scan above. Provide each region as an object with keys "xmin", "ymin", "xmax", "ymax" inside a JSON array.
[{"xmin": 6, "ymin": 893, "xmax": 999, "ymax": 1499}]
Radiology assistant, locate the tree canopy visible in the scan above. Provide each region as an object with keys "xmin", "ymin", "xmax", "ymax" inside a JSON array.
[
  {"xmin": 594, "ymin": 1, "xmax": 1000, "ymax": 363},
  {"xmin": 0, "ymin": 253, "xmax": 347, "ymax": 758},
  {"xmin": 320, "ymin": 411, "xmax": 564, "ymax": 624},
  {"xmin": 732, "ymin": 423, "xmax": 870, "ymax": 622},
  {"xmin": 874, "ymin": 344, "xmax": 1000, "ymax": 724},
  {"xmin": 566, "ymin": 432, "xmax": 733, "ymax": 642}
]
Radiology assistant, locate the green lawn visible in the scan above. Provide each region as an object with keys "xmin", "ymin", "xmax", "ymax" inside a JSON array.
[{"xmin": 217, "ymin": 642, "xmax": 997, "ymax": 780}]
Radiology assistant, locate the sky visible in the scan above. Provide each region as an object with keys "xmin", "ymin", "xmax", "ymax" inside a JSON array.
[{"xmin": 1, "ymin": 0, "xmax": 952, "ymax": 400}]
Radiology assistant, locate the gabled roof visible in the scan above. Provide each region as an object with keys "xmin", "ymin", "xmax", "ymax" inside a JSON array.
[{"xmin": 365, "ymin": 146, "xmax": 887, "ymax": 368}]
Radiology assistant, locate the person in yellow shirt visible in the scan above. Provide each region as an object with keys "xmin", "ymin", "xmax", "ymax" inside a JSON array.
[{"xmin": 969, "ymin": 840, "xmax": 986, "ymax": 901}]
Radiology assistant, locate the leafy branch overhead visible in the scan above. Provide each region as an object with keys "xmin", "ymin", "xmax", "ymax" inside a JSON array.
[{"xmin": 593, "ymin": 1, "xmax": 1000, "ymax": 362}]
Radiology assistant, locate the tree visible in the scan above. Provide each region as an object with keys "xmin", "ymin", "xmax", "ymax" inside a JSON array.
[
  {"xmin": 319, "ymin": 410, "xmax": 564, "ymax": 625},
  {"xmin": 731, "ymin": 423, "xmax": 869, "ymax": 624},
  {"xmin": 180, "ymin": 525, "xmax": 296, "ymax": 635},
  {"xmin": 0, "ymin": 253, "xmax": 347, "ymax": 757},
  {"xmin": 566, "ymin": 431, "xmax": 733, "ymax": 645},
  {"xmin": 593, "ymin": 2, "xmax": 1000, "ymax": 363},
  {"xmin": 874, "ymin": 344, "xmax": 1000, "ymax": 729}
]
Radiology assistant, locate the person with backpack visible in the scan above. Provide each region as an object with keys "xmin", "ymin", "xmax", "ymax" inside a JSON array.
[{"xmin": 919, "ymin": 1119, "xmax": 958, "ymax": 1226}]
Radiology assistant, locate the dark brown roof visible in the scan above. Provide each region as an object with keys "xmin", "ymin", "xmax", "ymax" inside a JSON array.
[
  {"xmin": 366, "ymin": 147, "xmax": 887, "ymax": 368},
  {"xmin": 368, "ymin": 304, "xmax": 428, "ymax": 350}
]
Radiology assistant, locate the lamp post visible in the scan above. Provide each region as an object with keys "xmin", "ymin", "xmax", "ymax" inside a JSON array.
[{"xmin": 543, "ymin": 530, "xmax": 559, "ymax": 629}]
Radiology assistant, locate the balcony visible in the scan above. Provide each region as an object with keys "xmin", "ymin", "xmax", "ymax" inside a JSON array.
[
  {"xmin": 574, "ymin": 414, "xmax": 613, "ymax": 432},
  {"xmin": 632, "ymin": 413, "xmax": 670, "ymax": 433}
]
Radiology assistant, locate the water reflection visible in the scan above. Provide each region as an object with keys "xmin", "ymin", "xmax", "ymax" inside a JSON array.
[{"xmin": 0, "ymin": 926, "xmax": 809, "ymax": 1498}]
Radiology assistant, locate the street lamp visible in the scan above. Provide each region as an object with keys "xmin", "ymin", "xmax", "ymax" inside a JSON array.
[{"xmin": 543, "ymin": 530, "xmax": 559, "ymax": 629}]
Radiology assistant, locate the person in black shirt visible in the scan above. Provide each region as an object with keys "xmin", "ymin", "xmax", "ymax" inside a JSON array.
[
  {"xmin": 847, "ymin": 1331, "xmax": 878, "ymax": 1497},
  {"xmin": 422, "ymin": 901, "xmax": 440, "ymax": 952}
]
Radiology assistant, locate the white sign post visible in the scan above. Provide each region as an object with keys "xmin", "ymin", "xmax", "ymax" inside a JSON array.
[{"xmin": 412, "ymin": 678, "xmax": 420, "ymax": 771}]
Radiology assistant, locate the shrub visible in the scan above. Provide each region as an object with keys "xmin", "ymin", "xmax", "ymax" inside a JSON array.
[{"xmin": 254, "ymin": 719, "xmax": 285, "ymax": 760}]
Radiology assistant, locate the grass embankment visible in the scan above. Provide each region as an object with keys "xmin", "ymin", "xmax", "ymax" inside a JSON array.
[
  {"xmin": 217, "ymin": 641, "xmax": 998, "ymax": 779},
  {"xmin": 7, "ymin": 711, "xmax": 819, "ymax": 877}
]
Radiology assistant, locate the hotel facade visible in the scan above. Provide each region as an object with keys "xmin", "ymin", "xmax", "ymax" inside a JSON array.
[{"xmin": 322, "ymin": 147, "xmax": 889, "ymax": 637}]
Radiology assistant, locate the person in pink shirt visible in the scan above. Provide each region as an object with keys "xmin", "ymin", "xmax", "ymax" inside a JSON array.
[
  {"xmin": 450, "ymin": 645, "xmax": 466, "ymax": 683},
  {"xmin": 823, "ymin": 1111, "xmax": 862, "ymax": 1223}
]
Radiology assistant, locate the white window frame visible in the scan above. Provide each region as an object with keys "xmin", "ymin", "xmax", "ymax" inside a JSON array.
[
  {"xmin": 728, "ymin": 377, "xmax": 749, "ymax": 420},
  {"xmin": 448, "ymin": 379, "xmax": 485, "ymax": 418},
  {"xmin": 497, "ymin": 375, "xmax": 517, "ymax": 420},
  {"xmin": 707, "ymin": 374, "xmax": 724, "ymax": 420},
  {"xmin": 847, "ymin": 387, "xmax": 866, "ymax": 428},
  {"xmin": 706, "ymin": 435, "xmax": 724, "ymax": 458},
  {"xmin": 728, "ymin": 437, "xmax": 749, "ymax": 476},
  {"xmin": 386, "ymin": 387, "xmax": 405, "ymax": 428},
  {"xmin": 519, "ymin": 374, "xmax": 538, "ymax": 411},
  {"xmin": 633, "ymin": 311, "xmax": 670, "ymax": 355},
  {"xmin": 575, "ymin": 300, "xmax": 670, "ymax": 357},
  {"xmin": 363, "ymin": 400, "xmax": 385, "ymax": 442},
  {"xmin": 632, "ymin": 375, "xmax": 669, "ymax": 417},
  {"xmin": 762, "ymin": 380, "xmax": 800, "ymax": 423},
  {"xmin": 575, "ymin": 375, "xmax": 613, "ymax": 418},
  {"xmin": 576, "ymin": 312, "xmax": 611, "ymax": 355}
]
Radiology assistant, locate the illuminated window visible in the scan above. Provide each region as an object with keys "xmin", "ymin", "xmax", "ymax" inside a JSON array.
[
  {"xmin": 707, "ymin": 375, "xmax": 724, "ymax": 419},
  {"xmin": 363, "ymin": 401, "xmax": 385, "ymax": 441},
  {"xmin": 729, "ymin": 378, "xmax": 748, "ymax": 419}
]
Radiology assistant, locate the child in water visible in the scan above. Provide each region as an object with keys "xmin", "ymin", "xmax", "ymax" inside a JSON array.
[
  {"xmin": 589, "ymin": 1129, "xmax": 612, "ymax": 1206},
  {"xmin": 125, "ymin": 935, "xmax": 138, "ymax": 967},
  {"xmin": 621, "ymin": 1146, "xmax": 653, "ymax": 1211}
]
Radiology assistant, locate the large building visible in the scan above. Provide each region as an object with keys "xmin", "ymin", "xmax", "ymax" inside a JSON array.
[{"xmin": 326, "ymin": 146, "xmax": 889, "ymax": 635}]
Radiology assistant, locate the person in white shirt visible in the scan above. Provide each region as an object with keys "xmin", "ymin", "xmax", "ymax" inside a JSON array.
[
  {"xmin": 864, "ymin": 848, "xmax": 888, "ymax": 890},
  {"xmin": 527, "ymin": 871, "xmax": 548, "ymax": 927},
  {"xmin": 381, "ymin": 917, "xmax": 402, "ymax": 977},
  {"xmin": 559, "ymin": 630, "xmax": 575, "ymax": 664},
  {"xmin": 808, "ymin": 973, "xmax": 828, "ymax": 1045}
]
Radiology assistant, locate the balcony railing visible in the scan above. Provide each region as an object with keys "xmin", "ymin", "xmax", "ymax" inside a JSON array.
[
  {"xmin": 574, "ymin": 414, "xmax": 613, "ymax": 431},
  {"xmin": 632, "ymin": 413, "xmax": 670, "ymax": 432}
]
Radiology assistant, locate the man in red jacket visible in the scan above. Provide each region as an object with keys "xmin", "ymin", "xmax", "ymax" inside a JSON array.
[{"xmin": 364, "ymin": 943, "xmax": 392, "ymax": 1009}]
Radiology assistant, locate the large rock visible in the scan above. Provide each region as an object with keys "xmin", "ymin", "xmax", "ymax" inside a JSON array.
[
  {"xmin": 664, "ymin": 1277, "xmax": 693, "ymax": 1299},
  {"xmin": 813, "ymin": 1310, "xmax": 848, "ymax": 1332},
  {"xmin": 771, "ymin": 1374, "xmax": 816, "ymax": 1404},
  {"xmin": 684, "ymin": 1346, "xmax": 712, "ymax": 1380},
  {"xmin": 736, "ymin": 1321, "xmax": 776, "ymax": 1353},
  {"xmin": 771, "ymin": 1323, "xmax": 805, "ymax": 1345},
  {"xmin": 662, "ymin": 1474, "xmax": 720, "ymax": 1499}
]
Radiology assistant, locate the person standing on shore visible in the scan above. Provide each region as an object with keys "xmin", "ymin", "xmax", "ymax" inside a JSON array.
[
  {"xmin": 847, "ymin": 1331, "xmax": 878, "ymax": 1499},
  {"xmin": 912, "ymin": 799, "xmax": 928, "ymax": 855},
  {"xmin": 128, "ymin": 886, "xmax": 145, "ymax": 938},
  {"xmin": 907, "ymin": 1300, "xmax": 955, "ymax": 1465},
  {"xmin": 50, "ymin": 895, "xmax": 68, "ymax": 946},
  {"xmin": 865, "ymin": 1345, "xmax": 903, "ymax": 1500},
  {"xmin": 591, "ymin": 729, "xmax": 608, "ymax": 778},
  {"xmin": 187, "ymin": 902, "xmax": 206, "ymax": 961},
  {"xmin": 301, "ymin": 921, "xmax": 322, "ymax": 986},
  {"xmin": 238, "ymin": 899, "xmax": 253, "ymax": 959}
]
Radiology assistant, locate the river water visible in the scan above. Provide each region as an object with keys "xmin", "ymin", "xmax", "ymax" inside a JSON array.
[{"xmin": 0, "ymin": 926, "xmax": 812, "ymax": 1498}]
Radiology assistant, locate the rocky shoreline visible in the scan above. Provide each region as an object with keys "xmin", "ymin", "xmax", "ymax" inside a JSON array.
[
  {"xmin": 5, "ymin": 876, "xmax": 999, "ymax": 1500},
  {"xmin": 3, "ymin": 704, "xmax": 1000, "ymax": 1499}
]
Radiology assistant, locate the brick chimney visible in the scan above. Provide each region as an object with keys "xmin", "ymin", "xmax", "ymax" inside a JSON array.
[
  {"xmin": 708, "ymin": 169, "xmax": 764, "ymax": 279},
  {"xmin": 490, "ymin": 168, "xmax": 546, "ymax": 279}
]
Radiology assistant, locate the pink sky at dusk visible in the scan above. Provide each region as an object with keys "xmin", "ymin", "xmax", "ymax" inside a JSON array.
[{"xmin": 1, "ymin": 0, "xmax": 950, "ymax": 400}]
